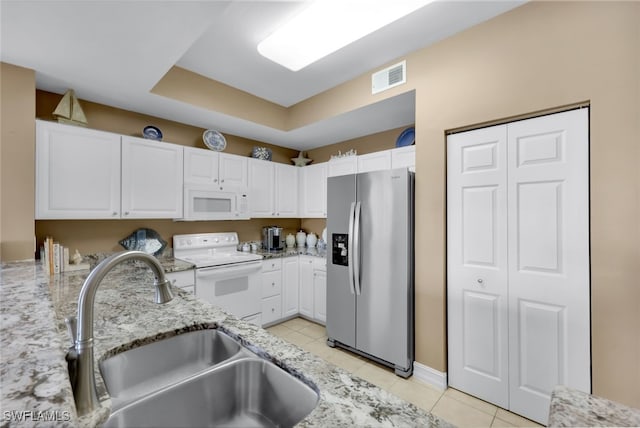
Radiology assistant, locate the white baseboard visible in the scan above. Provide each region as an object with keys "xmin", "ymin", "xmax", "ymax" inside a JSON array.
[{"xmin": 413, "ymin": 362, "xmax": 448, "ymax": 391}]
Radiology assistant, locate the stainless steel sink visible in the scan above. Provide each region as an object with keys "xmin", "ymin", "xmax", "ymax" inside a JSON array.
[
  {"xmin": 103, "ymin": 357, "xmax": 319, "ymax": 428},
  {"xmin": 99, "ymin": 329, "xmax": 242, "ymax": 408},
  {"xmin": 99, "ymin": 329, "xmax": 319, "ymax": 427}
]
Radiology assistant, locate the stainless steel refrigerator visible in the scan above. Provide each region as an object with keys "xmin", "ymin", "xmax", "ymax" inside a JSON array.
[{"xmin": 326, "ymin": 168, "xmax": 414, "ymax": 377}]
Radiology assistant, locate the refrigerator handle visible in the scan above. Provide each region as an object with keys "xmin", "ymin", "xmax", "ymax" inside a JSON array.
[
  {"xmin": 353, "ymin": 201, "xmax": 362, "ymax": 296},
  {"xmin": 347, "ymin": 201, "xmax": 356, "ymax": 295}
]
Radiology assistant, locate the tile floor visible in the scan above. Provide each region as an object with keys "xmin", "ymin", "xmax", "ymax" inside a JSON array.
[{"xmin": 267, "ymin": 317, "xmax": 543, "ymax": 428}]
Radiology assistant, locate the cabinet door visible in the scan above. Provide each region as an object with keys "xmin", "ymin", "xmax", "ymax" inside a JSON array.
[
  {"xmin": 300, "ymin": 163, "xmax": 327, "ymax": 218},
  {"xmin": 357, "ymin": 150, "xmax": 391, "ymax": 173},
  {"xmin": 248, "ymin": 158, "xmax": 275, "ymax": 217},
  {"xmin": 298, "ymin": 256, "xmax": 314, "ymax": 318},
  {"xmin": 121, "ymin": 137, "xmax": 183, "ymax": 218},
  {"xmin": 282, "ymin": 256, "xmax": 299, "ymax": 318},
  {"xmin": 313, "ymin": 269, "xmax": 326, "ymax": 324},
  {"xmin": 327, "ymin": 156, "xmax": 357, "ymax": 177},
  {"xmin": 391, "ymin": 146, "xmax": 415, "ymax": 170},
  {"xmin": 184, "ymin": 146, "xmax": 219, "ymax": 185},
  {"xmin": 275, "ymin": 164, "xmax": 298, "ymax": 217},
  {"xmin": 261, "ymin": 270, "xmax": 282, "ymax": 298},
  {"xmin": 219, "ymin": 153, "xmax": 248, "ymax": 189},
  {"xmin": 36, "ymin": 120, "xmax": 121, "ymax": 219}
]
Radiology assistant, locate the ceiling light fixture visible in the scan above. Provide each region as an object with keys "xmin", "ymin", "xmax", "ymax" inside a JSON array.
[{"xmin": 257, "ymin": 0, "xmax": 433, "ymax": 72}]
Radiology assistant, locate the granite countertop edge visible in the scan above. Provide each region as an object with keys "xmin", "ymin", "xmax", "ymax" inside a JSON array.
[{"xmin": 0, "ymin": 259, "xmax": 444, "ymax": 428}]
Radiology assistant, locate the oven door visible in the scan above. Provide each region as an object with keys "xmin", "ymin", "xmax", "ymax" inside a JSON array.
[
  {"xmin": 182, "ymin": 184, "xmax": 249, "ymax": 221},
  {"xmin": 195, "ymin": 261, "xmax": 261, "ymax": 320}
]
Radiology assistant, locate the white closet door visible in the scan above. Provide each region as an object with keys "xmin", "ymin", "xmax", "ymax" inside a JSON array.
[
  {"xmin": 447, "ymin": 125, "xmax": 509, "ymax": 408},
  {"xmin": 507, "ymin": 109, "xmax": 590, "ymax": 423}
]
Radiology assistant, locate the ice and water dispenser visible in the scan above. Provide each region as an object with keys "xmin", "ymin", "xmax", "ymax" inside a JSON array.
[{"xmin": 331, "ymin": 233, "xmax": 349, "ymax": 266}]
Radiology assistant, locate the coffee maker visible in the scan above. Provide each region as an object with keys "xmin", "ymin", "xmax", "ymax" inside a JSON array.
[{"xmin": 262, "ymin": 226, "xmax": 284, "ymax": 251}]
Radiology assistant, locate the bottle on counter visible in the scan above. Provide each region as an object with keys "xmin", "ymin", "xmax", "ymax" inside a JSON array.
[
  {"xmin": 306, "ymin": 232, "xmax": 317, "ymax": 248},
  {"xmin": 286, "ymin": 233, "xmax": 296, "ymax": 248},
  {"xmin": 296, "ymin": 230, "xmax": 307, "ymax": 247}
]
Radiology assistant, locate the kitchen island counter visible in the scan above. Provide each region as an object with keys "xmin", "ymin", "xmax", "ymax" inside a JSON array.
[
  {"xmin": 548, "ymin": 385, "xmax": 640, "ymax": 427},
  {"xmin": 1, "ymin": 259, "xmax": 448, "ymax": 427}
]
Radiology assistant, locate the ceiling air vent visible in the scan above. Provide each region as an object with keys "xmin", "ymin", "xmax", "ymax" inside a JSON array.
[{"xmin": 371, "ymin": 60, "xmax": 406, "ymax": 94}]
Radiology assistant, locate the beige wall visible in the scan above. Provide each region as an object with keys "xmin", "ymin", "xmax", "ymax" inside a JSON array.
[
  {"xmin": 307, "ymin": 125, "xmax": 411, "ymax": 163},
  {"xmin": 401, "ymin": 1, "xmax": 637, "ymax": 407},
  {"xmin": 0, "ymin": 63, "xmax": 35, "ymax": 261}
]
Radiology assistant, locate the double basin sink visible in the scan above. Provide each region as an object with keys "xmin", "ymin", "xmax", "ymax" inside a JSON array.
[{"xmin": 99, "ymin": 329, "xmax": 319, "ymax": 427}]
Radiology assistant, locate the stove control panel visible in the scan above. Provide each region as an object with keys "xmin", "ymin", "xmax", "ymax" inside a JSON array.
[{"xmin": 173, "ymin": 232, "xmax": 238, "ymax": 251}]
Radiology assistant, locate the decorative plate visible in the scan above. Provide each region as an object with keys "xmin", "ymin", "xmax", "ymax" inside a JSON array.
[
  {"xmin": 119, "ymin": 228, "xmax": 167, "ymax": 256},
  {"xmin": 203, "ymin": 129, "xmax": 227, "ymax": 151},
  {"xmin": 251, "ymin": 146, "xmax": 272, "ymax": 161},
  {"xmin": 142, "ymin": 125, "xmax": 163, "ymax": 141},
  {"xmin": 396, "ymin": 127, "xmax": 415, "ymax": 147}
]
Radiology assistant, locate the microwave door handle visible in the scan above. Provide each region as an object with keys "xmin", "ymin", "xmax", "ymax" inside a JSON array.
[
  {"xmin": 347, "ymin": 201, "xmax": 356, "ymax": 295},
  {"xmin": 353, "ymin": 201, "xmax": 361, "ymax": 296}
]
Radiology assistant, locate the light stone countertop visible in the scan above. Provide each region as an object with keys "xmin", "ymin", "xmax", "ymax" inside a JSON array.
[
  {"xmin": 253, "ymin": 246, "xmax": 327, "ymax": 260},
  {"xmin": 548, "ymin": 385, "xmax": 640, "ymax": 427},
  {"xmin": 1, "ymin": 258, "xmax": 447, "ymax": 427}
]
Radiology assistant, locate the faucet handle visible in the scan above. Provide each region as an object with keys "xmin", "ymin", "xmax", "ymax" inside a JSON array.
[{"xmin": 65, "ymin": 316, "xmax": 77, "ymax": 347}]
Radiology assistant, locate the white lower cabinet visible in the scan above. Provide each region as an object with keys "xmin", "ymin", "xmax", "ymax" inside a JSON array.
[
  {"xmin": 261, "ymin": 258, "xmax": 283, "ymax": 326},
  {"xmin": 259, "ymin": 255, "xmax": 325, "ymax": 326},
  {"xmin": 282, "ymin": 256, "xmax": 299, "ymax": 318},
  {"xmin": 298, "ymin": 256, "xmax": 314, "ymax": 319},
  {"xmin": 312, "ymin": 258, "xmax": 326, "ymax": 324},
  {"xmin": 299, "ymin": 255, "xmax": 326, "ymax": 325}
]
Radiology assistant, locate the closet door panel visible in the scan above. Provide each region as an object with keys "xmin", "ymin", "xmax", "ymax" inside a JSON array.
[
  {"xmin": 507, "ymin": 108, "xmax": 590, "ymax": 424},
  {"xmin": 447, "ymin": 125, "xmax": 509, "ymax": 408}
]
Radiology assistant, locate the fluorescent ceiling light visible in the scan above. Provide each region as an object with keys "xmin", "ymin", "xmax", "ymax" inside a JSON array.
[{"xmin": 257, "ymin": 0, "xmax": 432, "ymax": 71}]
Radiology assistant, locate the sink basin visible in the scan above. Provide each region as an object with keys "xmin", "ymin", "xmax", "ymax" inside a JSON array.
[
  {"xmin": 99, "ymin": 328, "xmax": 319, "ymax": 427},
  {"xmin": 103, "ymin": 357, "xmax": 319, "ymax": 428},
  {"xmin": 99, "ymin": 329, "xmax": 242, "ymax": 408}
]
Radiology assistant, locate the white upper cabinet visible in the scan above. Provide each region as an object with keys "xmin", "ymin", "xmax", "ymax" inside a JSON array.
[
  {"xmin": 36, "ymin": 120, "xmax": 121, "ymax": 219},
  {"xmin": 357, "ymin": 150, "xmax": 392, "ymax": 173},
  {"xmin": 121, "ymin": 136, "xmax": 183, "ymax": 219},
  {"xmin": 184, "ymin": 147, "xmax": 248, "ymax": 189},
  {"xmin": 248, "ymin": 159, "xmax": 298, "ymax": 218},
  {"xmin": 218, "ymin": 153, "xmax": 248, "ymax": 189},
  {"xmin": 183, "ymin": 147, "xmax": 219, "ymax": 184},
  {"xmin": 327, "ymin": 156, "xmax": 357, "ymax": 177},
  {"xmin": 299, "ymin": 163, "xmax": 327, "ymax": 218},
  {"xmin": 248, "ymin": 158, "xmax": 275, "ymax": 217},
  {"xmin": 391, "ymin": 145, "xmax": 415, "ymax": 170},
  {"xmin": 274, "ymin": 163, "xmax": 298, "ymax": 217}
]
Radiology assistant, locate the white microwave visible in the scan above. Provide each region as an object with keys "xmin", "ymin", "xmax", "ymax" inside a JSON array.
[{"xmin": 181, "ymin": 184, "xmax": 250, "ymax": 220}]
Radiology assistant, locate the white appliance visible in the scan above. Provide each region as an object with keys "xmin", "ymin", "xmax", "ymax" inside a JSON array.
[
  {"xmin": 180, "ymin": 184, "xmax": 249, "ymax": 220},
  {"xmin": 173, "ymin": 232, "xmax": 263, "ymax": 324}
]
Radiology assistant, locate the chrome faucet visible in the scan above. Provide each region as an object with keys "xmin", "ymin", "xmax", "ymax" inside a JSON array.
[{"xmin": 66, "ymin": 251, "xmax": 174, "ymax": 416}]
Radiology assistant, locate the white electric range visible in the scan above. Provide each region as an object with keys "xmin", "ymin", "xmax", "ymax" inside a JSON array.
[{"xmin": 173, "ymin": 232, "xmax": 263, "ymax": 324}]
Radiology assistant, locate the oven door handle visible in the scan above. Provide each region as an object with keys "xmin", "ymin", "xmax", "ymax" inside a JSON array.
[{"xmin": 196, "ymin": 261, "xmax": 262, "ymax": 279}]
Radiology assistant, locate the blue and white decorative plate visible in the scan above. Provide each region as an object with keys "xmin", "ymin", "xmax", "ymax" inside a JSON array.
[
  {"xmin": 203, "ymin": 129, "xmax": 227, "ymax": 151},
  {"xmin": 396, "ymin": 127, "xmax": 415, "ymax": 147},
  {"xmin": 142, "ymin": 125, "xmax": 163, "ymax": 141}
]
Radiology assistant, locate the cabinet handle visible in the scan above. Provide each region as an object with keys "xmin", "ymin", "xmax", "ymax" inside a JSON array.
[
  {"xmin": 124, "ymin": 211, "xmax": 129, "ymax": 216},
  {"xmin": 271, "ymin": 308, "xmax": 275, "ymax": 313},
  {"xmin": 112, "ymin": 212, "xmax": 118, "ymax": 216},
  {"xmin": 271, "ymin": 282, "xmax": 275, "ymax": 286},
  {"xmin": 221, "ymin": 179, "xmax": 225, "ymax": 183},
  {"xmin": 213, "ymin": 178, "xmax": 218, "ymax": 183}
]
